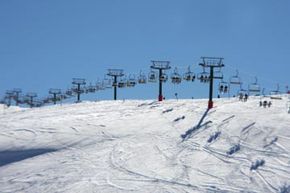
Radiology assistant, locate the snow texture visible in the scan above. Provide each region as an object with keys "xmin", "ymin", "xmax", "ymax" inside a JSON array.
[{"xmin": 0, "ymin": 96, "xmax": 290, "ymax": 193}]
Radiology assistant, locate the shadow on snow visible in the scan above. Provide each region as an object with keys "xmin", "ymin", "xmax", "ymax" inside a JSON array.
[{"xmin": 0, "ymin": 148, "xmax": 57, "ymax": 167}]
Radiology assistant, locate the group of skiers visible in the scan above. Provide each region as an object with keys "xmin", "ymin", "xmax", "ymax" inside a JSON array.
[
  {"xmin": 259, "ymin": 100, "xmax": 272, "ymax": 108},
  {"xmin": 239, "ymin": 93, "xmax": 248, "ymax": 102}
]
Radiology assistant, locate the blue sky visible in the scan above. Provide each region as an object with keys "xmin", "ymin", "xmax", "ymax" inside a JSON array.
[{"xmin": 0, "ymin": 0, "xmax": 289, "ymax": 102}]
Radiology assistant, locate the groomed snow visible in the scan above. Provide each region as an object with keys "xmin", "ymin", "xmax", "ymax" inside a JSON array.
[{"xmin": 0, "ymin": 97, "xmax": 290, "ymax": 193}]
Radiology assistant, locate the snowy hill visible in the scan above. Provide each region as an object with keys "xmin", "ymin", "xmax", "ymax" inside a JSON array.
[{"xmin": 0, "ymin": 97, "xmax": 290, "ymax": 193}]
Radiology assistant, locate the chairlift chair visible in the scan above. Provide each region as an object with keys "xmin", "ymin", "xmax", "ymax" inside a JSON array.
[
  {"xmin": 218, "ymin": 79, "xmax": 230, "ymax": 94},
  {"xmin": 183, "ymin": 66, "xmax": 196, "ymax": 82},
  {"xmin": 86, "ymin": 83, "xmax": 96, "ymax": 93},
  {"xmin": 148, "ymin": 70, "xmax": 157, "ymax": 83},
  {"xmin": 103, "ymin": 75, "xmax": 113, "ymax": 89},
  {"xmin": 127, "ymin": 75, "xmax": 137, "ymax": 87},
  {"xmin": 171, "ymin": 67, "xmax": 182, "ymax": 84},
  {"xmin": 230, "ymin": 70, "xmax": 242, "ymax": 85},
  {"xmin": 160, "ymin": 72, "xmax": 168, "ymax": 82},
  {"xmin": 270, "ymin": 84, "xmax": 281, "ymax": 95},
  {"xmin": 197, "ymin": 69, "xmax": 210, "ymax": 83},
  {"xmin": 214, "ymin": 68, "xmax": 224, "ymax": 80},
  {"xmin": 248, "ymin": 77, "xmax": 261, "ymax": 95},
  {"xmin": 118, "ymin": 77, "xmax": 127, "ymax": 88},
  {"xmin": 138, "ymin": 71, "xmax": 147, "ymax": 84},
  {"xmin": 65, "ymin": 89, "xmax": 74, "ymax": 96}
]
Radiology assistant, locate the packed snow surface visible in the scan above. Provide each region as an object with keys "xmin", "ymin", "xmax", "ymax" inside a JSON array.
[{"xmin": 0, "ymin": 97, "xmax": 290, "ymax": 193}]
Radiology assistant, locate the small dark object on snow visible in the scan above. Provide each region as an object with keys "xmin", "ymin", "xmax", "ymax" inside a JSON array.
[
  {"xmin": 227, "ymin": 144, "xmax": 240, "ymax": 155},
  {"xmin": 250, "ymin": 159, "xmax": 265, "ymax": 170}
]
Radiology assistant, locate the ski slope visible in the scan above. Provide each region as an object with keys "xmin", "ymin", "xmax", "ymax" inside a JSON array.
[{"xmin": 0, "ymin": 97, "xmax": 290, "ymax": 193}]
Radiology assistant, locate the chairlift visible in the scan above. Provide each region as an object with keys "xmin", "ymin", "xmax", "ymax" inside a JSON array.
[
  {"xmin": 148, "ymin": 70, "xmax": 157, "ymax": 83},
  {"xmin": 171, "ymin": 67, "xmax": 182, "ymax": 84},
  {"xmin": 86, "ymin": 83, "xmax": 96, "ymax": 93},
  {"xmin": 160, "ymin": 72, "xmax": 168, "ymax": 82},
  {"xmin": 138, "ymin": 71, "xmax": 147, "ymax": 84},
  {"xmin": 248, "ymin": 77, "xmax": 261, "ymax": 95},
  {"xmin": 214, "ymin": 68, "xmax": 223, "ymax": 80},
  {"xmin": 183, "ymin": 66, "xmax": 196, "ymax": 82},
  {"xmin": 118, "ymin": 77, "xmax": 127, "ymax": 88},
  {"xmin": 127, "ymin": 75, "xmax": 137, "ymax": 87},
  {"xmin": 197, "ymin": 68, "xmax": 210, "ymax": 83},
  {"xmin": 218, "ymin": 79, "xmax": 230, "ymax": 94},
  {"xmin": 230, "ymin": 70, "xmax": 242, "ymax": 85},
  {"xmin": 65, "ymin": 89, "xmax": 74, "ymax": 96},
  {"xmin": 270, "ymin": 84, "xmax": 281, "ymax": 95},
  {"xmin": 96, "ymin": 80, "xmax": 105, "ymax": 90},
  {"xmin": 103, "ymin": 75, "xmax": 113, "ymax": 89}
]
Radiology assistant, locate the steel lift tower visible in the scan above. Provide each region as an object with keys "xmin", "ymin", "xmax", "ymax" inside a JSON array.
[
  {"xmin": 26, "ymin": 92, "xmax": 37, "ymax": 108},
  {"xmin": 150, "ymin": 60, "xmax": 171, "ymax": 101},
  {"xmin": 107, "ymin": 69, "xmax": 124, "ymax": 100},
  {"xmin": 72, "ymin": 78, "xmax": 86, "ymax": 103},
  {"xmin": 13, "ymin": 88, "xmax": 22, "ymax": 106},
  {"xmin": 49, "ymin": 88, "xmax": 61, "ymax": 105},
  {"xmin": 199, "ymin": 57, "xmax": 225, "ymax": 109}
]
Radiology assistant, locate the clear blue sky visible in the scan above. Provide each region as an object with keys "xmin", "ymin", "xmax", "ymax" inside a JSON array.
[{"xmin": 0, "ymin": 0, "xmax": 289, "ymax": 101}]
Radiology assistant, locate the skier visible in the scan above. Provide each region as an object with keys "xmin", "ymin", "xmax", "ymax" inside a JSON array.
[
  {"xmin": 224, "ymin": 85, "xmax": 228, "ymax": 93},
  {"xmin": 244, "ymin": 94, "xmax": 248, "ymax": 102},
  {"xmin": 239, "ymin": 93, "xmax": 244, "ymax": 101},
  {"xmin": 263, "ymin": 100, "xmax": 267, "ymax": 108},
  {"xmin": 268, "ymin": 101, "xmax": 272, "ymax": 107},
  {"xmin": 219, "ymin": 85, "xmax": 224, "ymax": 93}
]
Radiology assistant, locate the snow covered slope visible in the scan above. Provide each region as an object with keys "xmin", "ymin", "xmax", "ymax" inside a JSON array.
[{"xmin": 0, "ymin": 97, "xmax": 290, "ymax": 193}]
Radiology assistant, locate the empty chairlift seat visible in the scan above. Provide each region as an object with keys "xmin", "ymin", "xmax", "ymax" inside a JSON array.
[{"xmin": 248, "ymin": 77, "xmax": 261, "ymax": 95}]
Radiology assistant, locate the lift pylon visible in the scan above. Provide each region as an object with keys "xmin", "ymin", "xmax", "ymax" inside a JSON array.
[
  {"xmin": 199, "ymin": 57, "xmax": 225, "ymax": 109},
  {"xmin": 150, "ymin": 60, "xmax": 171, "ymax": 101},
  {"xmin": 107, "ymin": 69, "xmax": 124, "ymax": 100}
]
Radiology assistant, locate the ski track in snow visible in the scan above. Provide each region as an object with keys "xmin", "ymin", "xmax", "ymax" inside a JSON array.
[{"xmin": 0, "ymin": 97, "xmax": 290, "ymax": 192}]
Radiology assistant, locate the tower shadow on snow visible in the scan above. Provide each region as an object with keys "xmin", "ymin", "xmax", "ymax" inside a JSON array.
[
  {"xmin": 181, "ymin": 108, "xmax": 212, "ymax": 141},
  {"xmin": 0, "ymin": 148, "xmax": 57, "ymax": 167}
]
